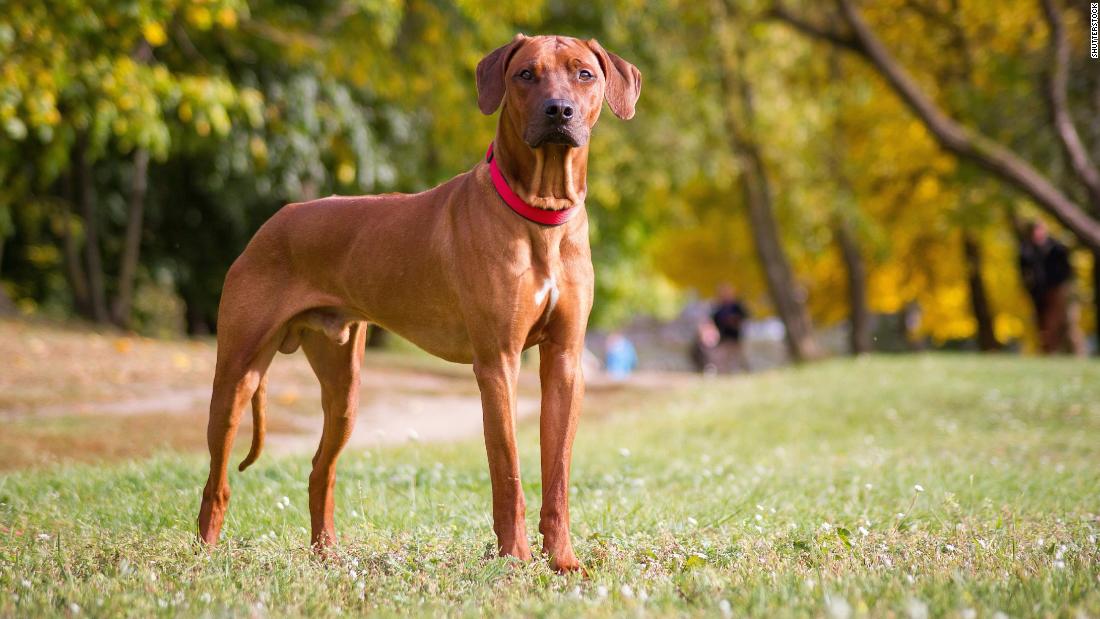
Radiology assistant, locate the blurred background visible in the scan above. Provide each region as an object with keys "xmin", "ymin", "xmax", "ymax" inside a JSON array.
[
  {"xmin": 1, "ymin": 0, "xmax": 1098, "ymax": 369},
  {"xmin": 4, "ymin": 5, "xmax": 1100, "ymax": 611}
]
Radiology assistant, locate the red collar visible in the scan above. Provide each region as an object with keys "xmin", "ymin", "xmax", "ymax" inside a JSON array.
[{"xmin": 486, "ymin": 143, "xmax": 580, "ymax": 226}]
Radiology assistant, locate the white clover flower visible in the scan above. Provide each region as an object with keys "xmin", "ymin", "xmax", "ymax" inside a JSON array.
[
  {"xmin": 36, "ymin": 533, "xmax": 50, "ymax": 541},
  {"xmin": 905, "ymin": 598, "xmax": 929, "ymax": 619},
  {"xmin": 719, "ymin": 599, "xmax": 732, "ymax": 616},
  {"xmin": 619, "ymin": 448, "xmax": 631, "ymax": 457},
  {"xmin": 406, "ymin": 428, "xmax": 420, "ymax": 442},
  {"xmin": 620, "ymin": 585, "xmax": 634, "ymax": 598},
  {"xmin": 69, "ymin": 603, "xmax": 81, "ymax": 614},
  {"xmin": 821, "ymin": 522, "xmax": 832, "ymax": 531},
  {"xmin": 914, "ymin": 484, "xmax": 924, "ymax": 493},
  {"xmin": 686, "ymin": 517, "xmax": 698, "ymax": 527},
  {"xmin": 596, "ymin": 585, "xmax": 608, "ymax": 599},
  {"xmin": 200, "ymin": 593, "xmax": 212, "ymax": 603},
  {"xmin": 824, "ymin": 594, "xmax": 851, "ymax": 619}
]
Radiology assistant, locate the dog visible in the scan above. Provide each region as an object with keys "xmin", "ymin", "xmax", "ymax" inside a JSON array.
[{"xmin": 197, "ymin": 34, "xmax": 641, "ymax": 573}]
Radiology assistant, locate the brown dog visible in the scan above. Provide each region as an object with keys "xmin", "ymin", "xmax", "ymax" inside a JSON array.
[{"xmin": 197, "ymin": 34, "xmax": 641, "ymax": 573}]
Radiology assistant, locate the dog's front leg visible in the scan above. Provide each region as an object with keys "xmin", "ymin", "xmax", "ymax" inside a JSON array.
[
  {"xmin": 473, "ymin": 352, "xmax": 532, "ymax": 561},
  {"xmin": 537, "ymin": 340, "xmax": 584, "ymax": 573}
]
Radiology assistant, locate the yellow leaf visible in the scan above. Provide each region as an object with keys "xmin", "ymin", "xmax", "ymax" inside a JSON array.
[
  {"xmin": 337, "ymin": 162, "xmax": 355, "ymax": 185},
  {"xmin": 216, "ymin": 7, "xmax": 238, "ymax": 29},
  {"xmin": 141, "ymin": 22, "xmax": 167, "ymax": 47}
]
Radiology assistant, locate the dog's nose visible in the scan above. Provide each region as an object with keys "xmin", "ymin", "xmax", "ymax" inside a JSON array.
[{"xmin": 543, "ymin": 98, "xmax": 575, "ymax": 122}]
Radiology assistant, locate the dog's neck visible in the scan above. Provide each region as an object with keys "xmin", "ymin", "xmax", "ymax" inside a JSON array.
[{"xmin": 493, "ymin": 116, "xmax": 588, "ymax": 211}]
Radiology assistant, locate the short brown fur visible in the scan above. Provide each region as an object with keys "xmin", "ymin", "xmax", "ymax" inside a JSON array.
[{"xmin": 197, "ymin": 34, "xmax": 641, "ymax": 573}]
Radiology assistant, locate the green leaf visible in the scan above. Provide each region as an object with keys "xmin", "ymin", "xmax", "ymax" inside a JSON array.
[
  {"xmin": 836, "ymin": 527, "xmax": 852, "ymax": 549},
  {"xmin": 684, "ymin": 553, "xmax": 708, "ymax": 570}
]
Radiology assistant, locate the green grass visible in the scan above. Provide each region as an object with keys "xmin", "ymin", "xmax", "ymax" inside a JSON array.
[{"xmin": 2, "ymin": 355, "xmax": 1099, "ymax": 617}]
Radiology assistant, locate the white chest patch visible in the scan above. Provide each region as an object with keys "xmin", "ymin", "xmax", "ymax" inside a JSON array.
[{"xmin": 534, "ymin": 276, "xmax": 559, "ymax": 313}]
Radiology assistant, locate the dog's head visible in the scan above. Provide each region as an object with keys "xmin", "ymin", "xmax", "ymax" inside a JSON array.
[{"xmin": 476, "ymin": 34, "xmax": 642, "ymax": 149}]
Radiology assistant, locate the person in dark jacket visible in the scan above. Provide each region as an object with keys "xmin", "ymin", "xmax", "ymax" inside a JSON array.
[
  {"xmin": 1019, "ymin": 221, "xmax": 1084, "ymax": 355},
  {"xmin": 711, "ymin": 284, "xmax": 751, "ymax": 372}
]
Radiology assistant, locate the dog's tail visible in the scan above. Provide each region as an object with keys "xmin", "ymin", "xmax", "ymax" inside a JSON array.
[{"xmin": 238, "ymin": 372, "xmax": 268, "ymax": 471}]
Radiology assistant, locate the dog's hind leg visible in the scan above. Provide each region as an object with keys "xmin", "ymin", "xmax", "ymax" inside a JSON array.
[
  {"xmin": 197, "ymin": 321, "xmax": 280, "ymax": 546},
  {"xmin": 301, "ymin": 321, "xmax": 367, "ymax": 549}
]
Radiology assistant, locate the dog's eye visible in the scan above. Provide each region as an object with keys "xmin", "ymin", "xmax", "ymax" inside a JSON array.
[
  {"xmin": 578, "ymin": 69, "xmax": 594, "ymax": 81},
  {"xmin": 518, "ymin": 69, "xmax": 534, "ymax": 81}
]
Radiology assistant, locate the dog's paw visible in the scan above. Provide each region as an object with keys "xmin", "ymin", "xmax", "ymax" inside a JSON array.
[{"xmin": 549, "ymin": 554, "xmax": 586, "ymax": 576}]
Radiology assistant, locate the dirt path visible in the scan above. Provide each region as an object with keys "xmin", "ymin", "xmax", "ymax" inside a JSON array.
[{"xmin": 0, "ymin": 320, "xmax": 694, "ymax": 470}]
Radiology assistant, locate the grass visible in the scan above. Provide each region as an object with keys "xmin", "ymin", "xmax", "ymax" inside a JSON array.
[{"xmin": 1, "ymin": 354, "xmax": 1099, "ymax": 616}]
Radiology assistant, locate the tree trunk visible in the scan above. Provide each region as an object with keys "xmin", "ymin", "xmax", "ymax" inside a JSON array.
[
  {"xmin": 61, "ymin": 167, "xmax": 92, "ymax": 316},
  {"xmin": 962, "ymin": 232, "xmax": 1000, "ymax": 351},
  {"xmin": 0, "ymin": 232, "xmax": 12, "ymax": 315},
  {"xmin": 712, "ymin": 5, "xmax": 821, "ymax": 362},
  {"xmin": 835, "ymin": 218, "xmax": 871, "ymax": 354},
  {"xmin": 74, "ymin": 133, "xmax": 109, "ymax": 323},
  {"xmin": 184, "ymin": 295, "xmax": 214, "ymax": 336},
  {"xmin": 1092, "ymin": 248, "xmax": 1100, "ymax": 357},
  {"xmin": 111, "ymin": 148, "xmax": 149, "ymax": 328},
  {"xmin": 0, "ymin": 283, "xmax": 14, "ymax": 316}
]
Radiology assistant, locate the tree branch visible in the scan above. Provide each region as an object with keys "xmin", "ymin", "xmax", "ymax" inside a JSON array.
[
  {"xmin": 767, "ymin": 4, "xmax": 864, "ymax": 55},
  {"xmin": 830, "ymin": 0, "xmax": 1100, "ymax": 250},
  {"xmin": 1041, "ymin": 0, "xmax": 1100, "ymax": 205}
]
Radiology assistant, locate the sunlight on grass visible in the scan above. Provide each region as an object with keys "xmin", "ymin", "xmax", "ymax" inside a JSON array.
[{"xmin": 1, "ymin": 355, "xmax": 1098, "ymax": 616}]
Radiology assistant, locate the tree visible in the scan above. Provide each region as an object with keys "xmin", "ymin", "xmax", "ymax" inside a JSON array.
[
  {"xmin": 772, "ymin": 0, "xmax": 1100, "ymax": 350},
  {"xmin": 712, "ymin": 4, "xmax": 821, "ymax": 361}
]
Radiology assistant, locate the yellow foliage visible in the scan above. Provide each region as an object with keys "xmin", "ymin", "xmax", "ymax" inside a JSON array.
[
  {"xmin": 141, "ymin": 22, "xmax": 167, "ymax": 47},
  {"xmin": 186, "ymin": 6, "xmax": 212, "ymax": 30},
  {"xmin": 215, "ymin": 7, "xmax": 237, "ymax": 29}
]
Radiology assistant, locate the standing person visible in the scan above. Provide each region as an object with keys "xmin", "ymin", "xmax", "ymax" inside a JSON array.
[
  {"xmin": 1019, "ymin": 221, "xmax": 1085, "ymax": 355},
  {"xmin": 711, "ymin": 284, "xmax": 751, "ymax": 372}
]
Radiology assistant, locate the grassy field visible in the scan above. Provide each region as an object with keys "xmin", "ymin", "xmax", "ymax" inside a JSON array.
[{"xmin": 1, "ymin": 353, "xmax": 1099, "ymax": 616}]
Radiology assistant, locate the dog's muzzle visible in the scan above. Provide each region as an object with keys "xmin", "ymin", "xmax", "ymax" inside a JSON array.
[{"xmin": 525, "ymin": 98, "xmax": 589, "ymax": 148}]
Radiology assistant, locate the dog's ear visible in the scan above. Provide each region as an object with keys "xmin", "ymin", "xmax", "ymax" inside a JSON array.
[
  {"xmin": 587, "ymin": 39, "xmax": 642, "ymax": 120},
  {"xmin": 476, "ymin": 34, "xmax": 527, "ymax": 115}
]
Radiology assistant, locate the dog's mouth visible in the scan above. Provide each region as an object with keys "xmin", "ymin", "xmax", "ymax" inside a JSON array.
[{"xmin": 525, "ymin": 125, "xmax": 586, "ymax": 149}]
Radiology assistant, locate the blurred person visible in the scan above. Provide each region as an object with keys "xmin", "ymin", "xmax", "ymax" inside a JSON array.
[
  {"xmin": 711, "ymin": 284, "xmax": 751, "ymax": 373},
  {"xmin": 604, "ymin": 332, "xmax": 638, "ymax": 380},
  {"xmin": 1019, "ymin": 221, "xmax": 1085, "ymax": 355},
  {"xmin": 690, "ymin": 320, "xmax": 720, "ymax": 374}
]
